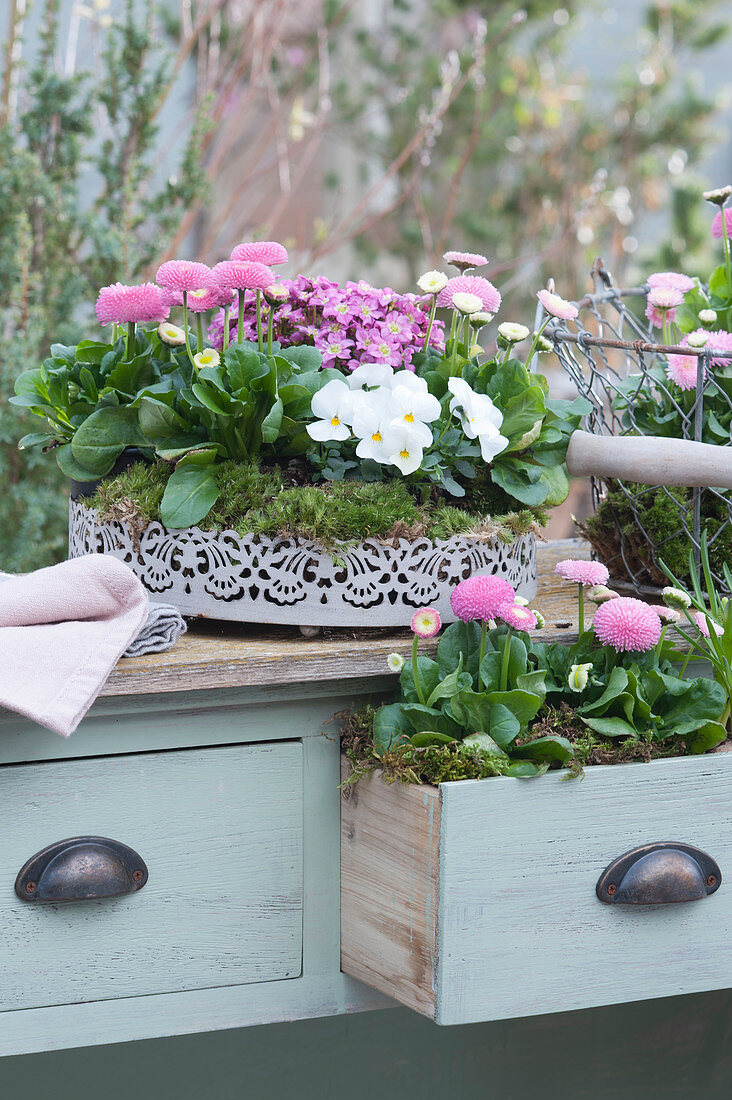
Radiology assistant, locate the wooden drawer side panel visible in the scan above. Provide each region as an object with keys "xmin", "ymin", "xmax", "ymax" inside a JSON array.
[{"xmin": 340, "ymin": 772, "xmax": 440, "ymax": 1018}]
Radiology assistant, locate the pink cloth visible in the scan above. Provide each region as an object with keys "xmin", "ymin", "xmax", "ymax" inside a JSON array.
[{"xmin": 0, "ymin": 555, "xmax": 149, "ymax": 737}]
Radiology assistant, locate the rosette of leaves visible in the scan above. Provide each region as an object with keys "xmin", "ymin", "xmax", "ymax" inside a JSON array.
[
  {"xmin": 372, "ymin": 619, "xmax": 575, "ymax": 778},
  {"xmin": 411, "ymin": 345, "xmax": 589, "ymax": 507}
]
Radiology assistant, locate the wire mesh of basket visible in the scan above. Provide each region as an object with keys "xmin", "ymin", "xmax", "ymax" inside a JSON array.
[{"xmin": 544, "ymin": 261, "xmax": 732, "ymax": 595}]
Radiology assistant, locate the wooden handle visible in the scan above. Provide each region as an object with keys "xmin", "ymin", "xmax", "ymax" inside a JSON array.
[{"xmin": 566, "ymin": 430, "xmax": 732, "ymax": 490}]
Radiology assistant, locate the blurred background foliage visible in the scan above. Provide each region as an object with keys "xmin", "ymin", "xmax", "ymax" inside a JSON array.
[{"xmin": 0, "ymin": 0, "xmax": 729, "ymax": 569}]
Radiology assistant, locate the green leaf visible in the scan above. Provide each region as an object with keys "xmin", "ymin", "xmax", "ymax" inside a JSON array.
[
  {"xmin": 500, "ymin": 386, "xmax": 546, "ymax": 444},
  {"xmin": 400, "ymin": 656, "xmax": 441, "ymax": 704},
  {"xmin": 425, "ymin": 661, "xmax": 472, "ymax": 707},
  {"xmin": 277, "ymin": 345, "xmax": 323, "ymax": 371},
  {"xmin": 685, "ymin": 721, "xmax": 727, "ymax": 754},
  {"xmin": 513, "ymin": 735, "xmax": 573, "ymax": 765},
  {"xmin": 159, "ymin": 464, "xmax": 220, "ymax": 529},
  {"xmin": 373, "ymin": 703, "xmax": 413, "ymax": 751},
  {"xmin": 191, "ymin": 383, "xmax": 232, "ymax": 415},
  {"xmin": 581, "ymin": 716, "xmax": 638, "ymax": 738},
  {"xmin": 74, "ymin": 339, "xmax": 111, "ymax": 365},
  {"xmin": 505, "ymin": 761, "xmax": 548, "ymax": 778},
  {"xmin": 70, "ymin": 406, "xmax": 147, "ymax": 475},
  {"xmin": 461, "ymin": 733, "xmax": 509, "ymax": 759},
  {"xmin": 579, "ymin": 667, "xmax": 629, "ymax": 716},
  {"xmin": 411, "ymin": 731, "xmax": 458, "ymax": 747},
  {"xmin": 139, "ymin": 396, "xmax": 190, "ymax": 439},
  {"xmin": 18, "ymin": 432, "xmax": 55, "ymax": 449},
  {"xmin": 401, "ymin": 704, "xmax": 462, "ymax": 740},
  {"xmin": 56, "ymin": 443, "xmax": 101, "ymax": 481},
  {"xmin": 436, "ymin": 620, "xmax": 484, "ymax": 679},
  {"xmin": 224, "ymin": 344, "xmax": 268, "ymax": 392},
  {"xmin": 261, "ymin": 396, "xmax": 284, "ymax": 442},
  {"xmin": 485, "ymin": 689, "xmax": 543, "ymax": 728}
]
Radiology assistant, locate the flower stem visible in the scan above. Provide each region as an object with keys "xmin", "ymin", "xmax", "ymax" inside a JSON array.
[
  {"xmin": 256, "ymin": 289, "xmax": 263, "ymax": 351},
  {"xmin": 578, "ymin": 584, "xmax": 585, "ymax": 636},
  {"xmin": 126, "ymin": 322, "xmax": 135, "ymax": 359},
  {"xmin": 449, "ymin": 310, "xmax": 460, "ymax": 373},
  {"xmin": 195, "ymin": 314, "xmax": 204, "ymax": 353},
  {"xmin": 524, "ymin": 315, "xmax": 551, "ymax": 367},
  {"xmin": 722, "ymin": 205, "xmax": 732, "ymax": 293},
  {"xmin": 223, "ymin": 305, "xmax": 231, "ymax": 352},
  {"xmin": 267, "ymin": 305, "xmax": 275, "ymax": 356},
  {"xmin": 499, "ymin": 628, "xmax": 513, "ymax": 693},
  {"xmin": 182, "ymin": 292, "xmax": 196, "ymax": 368},
  {"xmin": 478, "ymin": 618, "xmax": 488, "ymax": 689},
  {"xmin": 237, "ymin": 290, "xmax": 245, "ymax": 345},
  {"xmin": 412, "ymin": 633, "xmax": 425, "ymax": 704},
  {"xmin": 422, "ymin": 295, "xmax": 437, "ymax": 352}
]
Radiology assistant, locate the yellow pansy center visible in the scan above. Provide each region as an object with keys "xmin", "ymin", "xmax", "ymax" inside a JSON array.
[
  {"xmin": 404, "ymin": 412, "xmax": 415, "ymax": 423},
  {"xmin": 400, "ymin": 448, "xmax": 410, "ymax": 459},
  {"xmin": 331, "ymin": 415, "xmax": 340, "ymax": 426},
  {"xmin": 371, "ymin": 431, "xmax": 382, "ymax": 442}
]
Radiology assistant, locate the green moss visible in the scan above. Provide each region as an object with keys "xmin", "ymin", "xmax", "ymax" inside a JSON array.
[
  {"xmin": 87, "ymin": 460, "xmax": 543, "ymax": 548},
  {"xmin": 581, "ymin": 482, "xmax": 732, "ymax": 589}
]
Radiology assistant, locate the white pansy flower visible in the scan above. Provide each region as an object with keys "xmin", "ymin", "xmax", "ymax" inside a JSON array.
[
  {"xmin": 391, "ymin": 369, "xmax": 429, "ymax": 392},
  {"xmin": 452, "ymin": 292, "xmax": 484, "ymax": 315},
  {"xmin": 193, "ymin": 348, "xmax": 221, "ymax": 370},
  {"xmin": 383, "ymin": 427, "xmax": 424, "ymax": 476},
  {"xmin": 497, "ymin": 322, "xmax": 530, "ymax": 343},
  {"xmin": 699, "ymin": 309, "xmax": 718, "ymax": 325},
  {"xmin": 417, "ymin": 270, "xmax": 449, "ymax": 294},
  {"xmin": 307, "ymin": 379, "xmax": 354, "ymax": 441},
  {"xmin": 387, "ymin": 653, "xmax": 405, "ymax": 673},
  {"xmin": 353, "ymin": 402, "xmax": 390, "ymax": 463},
  {"xmin": 568, "ymin": 663, "xmax": 593, "ymax": 692},
  {"xmin": 389, "ymin": 384, "xmax": 441, "ymax": 448},
  {"xmin": 448, "ymin": 377, "xmax": 509, "ymax": 462},
  {"xmin": 687, "ymin": 332, "xmax": 708, "ymax": 348},
  {"xmin": 348, "ymin": 362, "xmax": 394, "ymax": 391}
]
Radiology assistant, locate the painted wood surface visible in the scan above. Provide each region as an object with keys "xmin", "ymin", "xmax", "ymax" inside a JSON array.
[
  {"xmin": 98, "ymin": 540, "xmax": 588, "ymax": 699},
  {"xmin": 341, "ymin": 752, "xmax": 732, "ymax": 1025},
  {"xmin": 567, "ymin": 428, "xmax": 732, "ymax": 489},
  {"xmin": 340, "ymin": 763, "xmax": 440, "ymax": 1017},
  {"xmin": 0, "ymin": 743, "xmax": 303, "ymax": 1012}
]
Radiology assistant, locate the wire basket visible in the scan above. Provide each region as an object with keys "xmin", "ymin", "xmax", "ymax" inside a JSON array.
[{"xmin": 545, "ymin": 261, "xmax": 732, "ymax": 594}]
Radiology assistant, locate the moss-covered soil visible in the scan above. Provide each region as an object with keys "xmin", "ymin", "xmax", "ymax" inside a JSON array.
[
  {"xmin": 87, "ymin": 460, "xmax": 544, "ymax": 548},
  {"xmin": 340, "ymin": 702, "xmax": 726, "ymax": 789}
]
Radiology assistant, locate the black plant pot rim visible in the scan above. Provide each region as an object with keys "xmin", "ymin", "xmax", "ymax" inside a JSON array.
[{"xmin": 69, "ymin": 448, "xmax": 151, "ymax": 500}]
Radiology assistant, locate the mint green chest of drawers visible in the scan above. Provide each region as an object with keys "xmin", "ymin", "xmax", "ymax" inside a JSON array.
[{"xmin": 0, "ymin": 631, "xmax": 399, "ymax": 1057}]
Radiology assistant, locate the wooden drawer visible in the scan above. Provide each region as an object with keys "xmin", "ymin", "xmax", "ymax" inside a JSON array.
[
  {"xmin": 341, "ymin": 753, "xmax": 732, "ymax": 1025},
  {"xmin": 0, "ymin": 742, "xmax": 302, "ymax": 1011}
]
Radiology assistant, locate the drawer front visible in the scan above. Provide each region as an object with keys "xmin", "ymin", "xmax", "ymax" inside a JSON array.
[
  {"xmin": 437, "ymin": 754, "xmax": 732, "ymax": 1024},
  {"xmin": 0, "ymin": 742, "xmax": 303, "ymax": 1011}
]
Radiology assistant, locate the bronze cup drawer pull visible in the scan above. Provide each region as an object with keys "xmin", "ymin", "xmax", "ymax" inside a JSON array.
[
  {"xmin": 15, "ymin": 836, "xmax": 148, "ymax": 903},
  {"xmin": 596, "ymin": 842, "xmax": 721, "ymax": 905}
]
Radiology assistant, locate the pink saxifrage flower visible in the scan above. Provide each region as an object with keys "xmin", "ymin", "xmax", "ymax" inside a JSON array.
[
  {"xmin": 555, "ymin": 559, "xmax": 610, "ymax": 587},
  {"xmin": 212, "ymin": 260, "xmax": 277, "ymax": 292},
  {"xmin": 156, "ymin": 260, "xmax": 214, "ymax": 293},
  {"xmin": 443, "ymin": 250, "xmax": 488, "ymax": 272},
  {"xmin": 450, "ymin": 574, "xmax": 516, "ymax": 623},
  {"xmin": 536, "ymin": 288, "xmax": 579, "ymax": 321},
  {"xmin": 497, "ymin": 602, "xmax": 537, "ymax": 631},
  {"xmin": 231, "ymin": 240, "xmax": 288, "ymax": 266},
  {"xmin": 411, "ymin": 608, "xmax": 442, "ymax": 639},
  {"xmin": 712, "ymin": 208, "xmax": 732, "ymax": 239},
  {"xmin": 647, "ymin": 271, "xmax": 696, "ymax": 293},
  {"xmin": 694, "ymin": 610, "xmax": 724, "ymax": 638},
  {"xmin": 437, "ymin": 275, "xmax": 501, "ymax": 313},
  {"xmin": 95, "ymin": 282, "xmax": 169, "ymax": 326},
  {"xmin": 592, "ymin": 597, "xmax": 662, "ymax": 653}
]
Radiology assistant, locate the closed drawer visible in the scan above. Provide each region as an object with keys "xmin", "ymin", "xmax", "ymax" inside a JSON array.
[
  {"xmin": 0, "ymin": 742, "xmax": 302, "ymax": 1011},
  {"xmin": 341, "ymin": 752, "xmax": 732, "ymax": 1025}
]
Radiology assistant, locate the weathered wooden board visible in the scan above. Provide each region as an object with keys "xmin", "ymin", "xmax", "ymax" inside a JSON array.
[
  {"xmin": 340, "ymin": 763, "xmax": 440, "ymax": 1017},
  {"xmin": 0, "ymin": 742, "xmax": 303, "ymax": 1011},
  {"xmin": 100, "ymin": 540, "xmax": 588, "ymax": 698},
  {"xmin": 341, "ymin": 752, "xmax": 732, "ymax": 1025}
]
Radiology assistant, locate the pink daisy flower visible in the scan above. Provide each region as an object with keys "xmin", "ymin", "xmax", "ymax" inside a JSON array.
[
  {"xmin": 411, "ymin": 607, "xmax": 442, "ymax": 639},
  {"xmin": 555, "ymin": 559, "xmax": 610, "ymax": 587},
  {"xmin": 694, "ymin": 611, "xmax": 724, "ymax": 638},
  {"xmin": 654, "ymin": 606, "xmax": 681, "ymax": 623},
  {"xmin": 647, "ymin": 286, "xmax": 684, "ymax": 311},
  {"xmin": 496, "ymin": 603, "xmax": 537, "ymax": 631},
  {"xmin": 95, "ymin": 282, "xmax": 169, "ymax": 326},
  {"xmin": 185, "ymin": 286, "xmax": 235, "ymax": 313},
  {"xmin": 711, "ymin": 208, "xmax": 732, "ymax": 239},
  {"xmin": 647, "ymin": 271, "xmax": 696, "ymax": 293},
  {"xmin": 702, "ymin": 328, "xmax": 732, "ymax": 365},
  {"xmin": 212, "ymin": 260, "xmax": 277, "ymax": 292},
  {"xmin": 156, "ymin": 260, "xmax": 214, "ymax": 293},
  {"xmin": 230, "ymin": 240, "xmax": 288, "ymax": 266},
  {"xmin": 536, "ymin": 289, "xmax": 579, "ymax": 321},
  {"xmin": 665, "ymin": 351, "xmax": 702, "ymax": 391},
  {"xmin": 450, "ymin": 574, "xmax": 515, "ymax": 623},
  {"xmin": 592, "ymin": 598, "xmax": 662, "ymax": 653},
  {"xmin": 437, "ymin": 275, "xmax": 501, "ymax": 313},
  {"xmin": 443, "ymin": 250, "xmax": 488, "ymax": 272}
]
